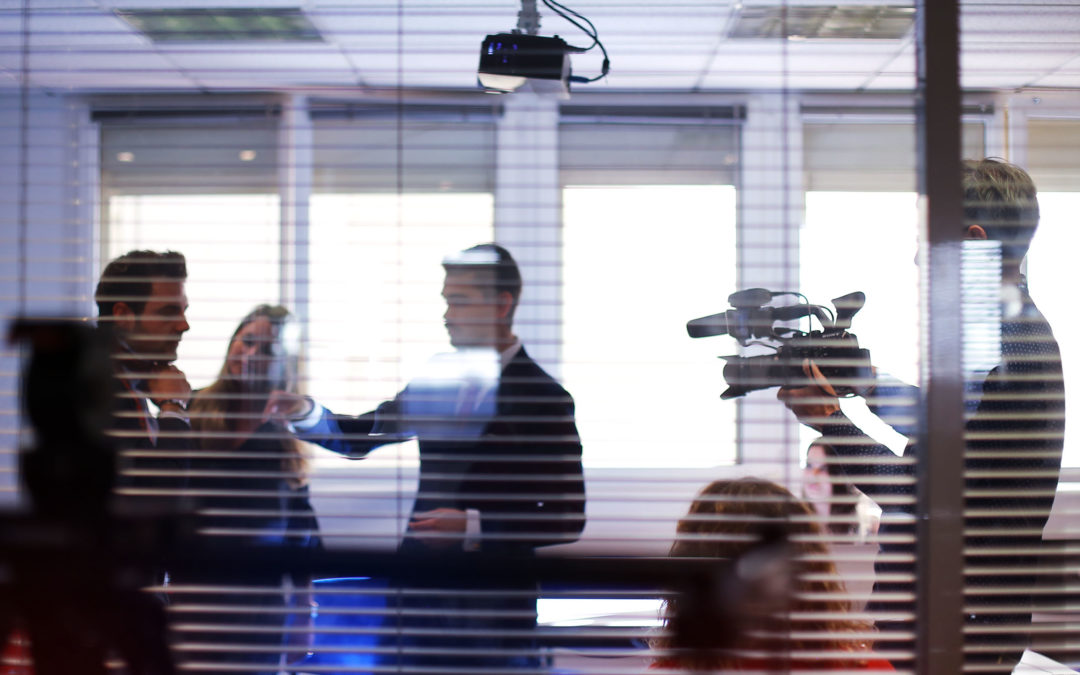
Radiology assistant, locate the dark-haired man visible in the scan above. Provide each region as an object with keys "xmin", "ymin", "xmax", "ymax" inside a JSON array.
[
  {"xmin": 779, "ymin": 159, "xmax": 1064, "ymax": 671},
  {"xmin": 95, "ymin": 249, "xmax": 193, "ymax": 499},
  {"xmin": 268, "ymin": 243, "xmax": 586, "ymax": 669}
]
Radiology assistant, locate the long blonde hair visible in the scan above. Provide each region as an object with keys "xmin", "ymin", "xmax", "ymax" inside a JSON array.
[
  {"xmin": 189, "ymin": 304, "xmax": 310, "ymax": 488},
  {"xmin": 653, "ymin": 477, "xmax": 874, "ymax": 669}
]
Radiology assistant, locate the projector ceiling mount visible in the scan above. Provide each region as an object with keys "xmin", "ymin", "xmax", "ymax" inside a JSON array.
[{"xmin": 477, "ymin": 0, "xmax": 610, "ymax": 95}]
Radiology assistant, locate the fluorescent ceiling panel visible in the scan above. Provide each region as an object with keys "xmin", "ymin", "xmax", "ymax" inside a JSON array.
[
  {"xmin": 115, "ymin": 7, "xmax": 323, "ymax": 42},
  {"xmin": 730, "ymin": 5, "xmax": 915, "ymax": 40}
]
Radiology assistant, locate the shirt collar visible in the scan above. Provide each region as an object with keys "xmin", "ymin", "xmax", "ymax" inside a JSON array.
[{"xmin": 498, "ymin": 337, "xmax": 523, "ymax": 371}]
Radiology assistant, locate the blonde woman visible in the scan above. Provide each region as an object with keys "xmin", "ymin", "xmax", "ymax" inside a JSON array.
[
  {"xmin": 188, "ymin": 304, "xmax": 318, "ymax": 547},
  {"xmin": 182, "ymin": 305, "xmax": 318, "ymax": 673}
]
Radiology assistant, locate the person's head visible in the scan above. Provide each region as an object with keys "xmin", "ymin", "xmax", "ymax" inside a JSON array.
[
  {"xmin": 95, "ymin": 250, "xmax": 189, "ymax": 363},
  {"xmin": 670, "ymin": 477, "xmax": 832, "ymax": 562},
  {"xmin": 440, "ymin": 243, "xmax": 522, "ymax": 349},
  {"xmin": 222, "ymin": 304, "xmax": 298, "ymax": 394},
  {"xmin": 962, "ymin": 158, "xmax": 1040, "ymax": 265},
  {"xmin": 656, "ymin": 477, "xmax": 870, "ymax": 666}
]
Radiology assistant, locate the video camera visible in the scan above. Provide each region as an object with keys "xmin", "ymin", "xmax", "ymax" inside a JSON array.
[{"xmin": 686, "ymin": 288, "xmax": 873, "ymax": 400}]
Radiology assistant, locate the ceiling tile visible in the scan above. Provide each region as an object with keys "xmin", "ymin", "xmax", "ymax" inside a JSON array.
[
  {"xmin": 961, "ymin": 46, "xmax": 1077, "ymax": 89},
  {"xmin": 1, "ymin": 0, "xmax": 1078, "ymax": 93},
  {"xmin": 961, "ymin": 5, "xmax": 1080, "ymax": 45},
  {"xmin": 1028, "ymin": 52, "xmax": 1080, "ymax": 89},
  {"xmin": 29, "ymin": 11, "xmax": 148, "ymax": 47},
  {"xmin": 699, "ymin": 40, "xmax": 904, "ymax": 90}
]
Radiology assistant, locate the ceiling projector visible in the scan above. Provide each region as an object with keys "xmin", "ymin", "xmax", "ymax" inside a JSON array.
[{"xmin": 478, "ymin": 32, "xmax": 575, "ymax": 95}]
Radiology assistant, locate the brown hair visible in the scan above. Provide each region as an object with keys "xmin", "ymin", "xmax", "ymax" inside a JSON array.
[
  {"xmin": 653, "ymin": 477, "xmax": 874, "ymax": 669},
  {"xmin": 95, "ymin": 250, "xmax": 187, "ymax": 318},
  {"xmin": 188, "ymin": 305, "xmax": 310, "ymax": 488}
]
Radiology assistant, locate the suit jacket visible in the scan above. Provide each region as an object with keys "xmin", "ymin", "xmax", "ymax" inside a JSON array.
[
  {"xmin": 304, "ymin": 345, "xmax": 586, "ymax": 554},
  {"xmin": 108, "ymin": 356, "xmax": 192, "ymax": 506}
]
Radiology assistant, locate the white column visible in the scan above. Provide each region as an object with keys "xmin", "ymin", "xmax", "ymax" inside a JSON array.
[
  {"xmin": 279, "ymin": 95, "xmax": 313, "ymax": 382},
  {"xmin": 493, "ymin": 93, "xmax": 562, "ymax": 375},
  {"xmin": 737, "ymin": 93, "xmax": 805, "ymax": 470}
]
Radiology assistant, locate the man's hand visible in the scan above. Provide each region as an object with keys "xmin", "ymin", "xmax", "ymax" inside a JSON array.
[
  {"xmin": 147, "ymin": 364, "xmax": 192, "ymax": 409},
  {"xmin": 776, "ymin": 359, "xmax": 841, "ymax": 431},
  {"xmin": 262, "ymin": 390, "xmax": 314, "ymax": 423},
  {"xmin": 408, "ymin": 508, "xmax": 467, "ymax": 549}
]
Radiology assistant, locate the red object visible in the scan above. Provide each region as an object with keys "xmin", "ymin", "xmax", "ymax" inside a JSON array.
[{"xmin": 1, "ymin": 628, "xmax": 34, "ymax": 675}]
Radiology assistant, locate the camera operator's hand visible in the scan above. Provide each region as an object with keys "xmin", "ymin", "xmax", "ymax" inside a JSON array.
[{"xmin": 777, "ymin": 359, "xmax": 841, "ymax": 431}]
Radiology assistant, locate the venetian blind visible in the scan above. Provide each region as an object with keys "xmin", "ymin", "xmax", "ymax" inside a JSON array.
[{"xmin": 2, "ymin": 1, "xmax": 1079, "ymax": 674}]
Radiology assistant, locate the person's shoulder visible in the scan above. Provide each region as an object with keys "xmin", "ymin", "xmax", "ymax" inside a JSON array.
[
  {"xmin": 506, "ymin": 347, "xmax": 570, "ymax": 392},
  {"xmin": 1002, "ymin": 292, "xmax": 1062, "ymax": 363}
]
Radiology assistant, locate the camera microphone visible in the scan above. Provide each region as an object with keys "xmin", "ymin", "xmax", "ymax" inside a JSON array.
[{"xmin": 686, "ymin": 312, "xmax": 733, "ymax": 339}]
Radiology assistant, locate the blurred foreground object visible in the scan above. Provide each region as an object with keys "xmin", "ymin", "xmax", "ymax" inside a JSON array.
[{"xmin": 0, "ymin": 319, "xmax": 176, "ymax": 675}]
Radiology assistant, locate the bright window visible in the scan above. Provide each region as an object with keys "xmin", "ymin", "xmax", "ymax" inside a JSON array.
[
  {"xmin": 801, "ymin": 192, "xmax": 919, "ymax": 455},
  {"xmin": 307, "ymin": 193, "xmax": 494, "ymax": 413},
  {"xmin": 562, "ymin": 185, "xmax": 738, "ymax": 468},
  {"xmin": 106, "ymin": 193, "xmax": 281, "ymax": 389},
  {"xmin": 1025, "ymin": 192, "xmax": 1079, "ymax": 467}
]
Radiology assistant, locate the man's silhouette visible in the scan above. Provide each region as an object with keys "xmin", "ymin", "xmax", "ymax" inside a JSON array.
[
  {"xmin": 95, "ymin": 249, "xmax": 193, "ymax": 505},
  {"xmin": 269, "ymin": 243, "xmax": 586, "ymax": 669},
  {"xmin": 779, "ymin": 159, "xmax": 1064, "ymax": 671}
]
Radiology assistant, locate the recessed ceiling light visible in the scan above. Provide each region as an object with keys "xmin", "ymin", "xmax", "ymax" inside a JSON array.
[
  {"xmin": 239, "ymin": 150, "xmax": 257, "ymax": 161},
  {"xmin": 115, "ymin": 7, "xmax": 323, "ymax": 43},
  {"xmin": 116, "ymin": 152, "xmax": 134, "ymax": 162}
]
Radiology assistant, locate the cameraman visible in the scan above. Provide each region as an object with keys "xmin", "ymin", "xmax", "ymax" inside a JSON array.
[{"xmin": 778, "ymin": 158, "xmax": 1064, "ymax": 672}]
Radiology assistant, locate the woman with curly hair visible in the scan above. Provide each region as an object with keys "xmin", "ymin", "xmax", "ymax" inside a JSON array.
[{"xmin": 651, "ymin": 477, "xmax": 893, "ymax": 672}]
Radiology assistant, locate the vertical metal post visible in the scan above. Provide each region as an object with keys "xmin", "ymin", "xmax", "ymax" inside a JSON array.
[{"xmin": 915, "ymin": 0, "xmax": 966, "ymax": 671}]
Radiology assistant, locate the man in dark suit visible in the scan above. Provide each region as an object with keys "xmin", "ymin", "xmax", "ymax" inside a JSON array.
[
  {"xmin": 95, "ymin": 250, "xmax": 193, "ymax": 505},
  {"xmin": 779, "ymin": 159, "xmax": 1064, "ymax": 671},
  {"xmin": 270, "ymin": 243, "xmax": 585, "ymax": 669}
]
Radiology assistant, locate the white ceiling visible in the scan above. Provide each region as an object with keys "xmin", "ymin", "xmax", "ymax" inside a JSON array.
[{"xmin": 0, "ymin": 0, "xmax": 1079, "ymax": 94}]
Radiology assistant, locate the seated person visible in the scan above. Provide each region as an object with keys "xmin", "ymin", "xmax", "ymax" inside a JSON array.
[{"xmin": 651, "ymin": 477, "xmax": 893, "ymax": 672}]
